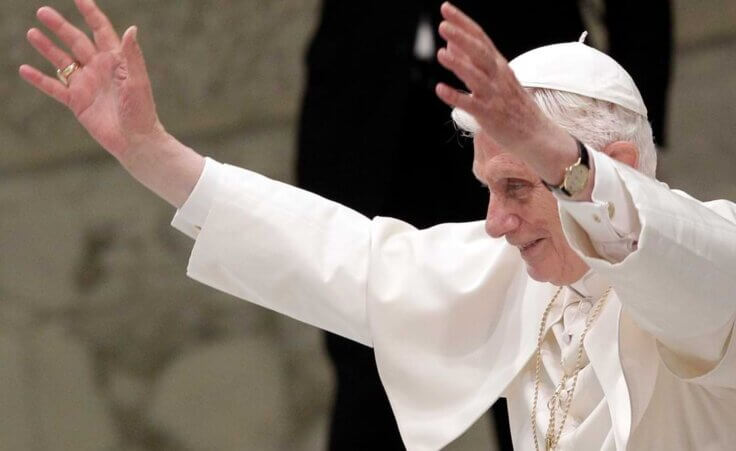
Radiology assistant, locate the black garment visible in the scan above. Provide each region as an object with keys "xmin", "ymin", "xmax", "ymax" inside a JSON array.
[
  {"xmin": 296, "ymin": 2, "xmax": 671, "ymax": 450},
  {"xmin": 605, "ymin": 0, "xmax": 673, "ymax": 145}
]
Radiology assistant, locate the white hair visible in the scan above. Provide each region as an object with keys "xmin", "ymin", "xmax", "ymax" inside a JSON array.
[{"xmin": 452, "ymin": 88, "xmax": 658, "ymax": 177}]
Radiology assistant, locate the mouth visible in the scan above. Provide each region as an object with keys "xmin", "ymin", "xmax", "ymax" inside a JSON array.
[{"xmin": 518, "ymin": 238, "xmax": 544, "ymax": 255}]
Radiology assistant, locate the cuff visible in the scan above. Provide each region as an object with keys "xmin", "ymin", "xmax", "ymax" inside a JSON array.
[
  {"xmin": 556, "ymin": 148, "xmax": 641, "ymax": 262},
  {"xmin": 171, "ymin": 157, "xmax": 224, "ymax": 239}
]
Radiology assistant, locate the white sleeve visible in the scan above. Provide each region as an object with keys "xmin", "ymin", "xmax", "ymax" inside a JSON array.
[
  {"xmin": 172, "ymin": 162, "xmax": 375, "ymax": 346},
  {"xmin": 171, "ymin": 157, "xmax": 224, "ymax": 239},
  {"xmin": 555, "ymin": 146, "xmax": 641, "ymax": 262},
  {"xmin": 556, "ymin": 150, "xmax": 736, "ymax": 385}
]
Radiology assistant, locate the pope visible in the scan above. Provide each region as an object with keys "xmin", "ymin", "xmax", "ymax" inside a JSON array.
[{"xmin": 20, "ymin": 1, "xmax": 736, "ymax": 450}]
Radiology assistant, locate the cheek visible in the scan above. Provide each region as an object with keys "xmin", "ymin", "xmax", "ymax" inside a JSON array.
[
  {"xmin": 519, "ymin": 189, "xmax": 561, "ymax": 235},
  {"xmin": 524, "ymin": 192, "xmax": 570, "ymax": 263},
  {"xmin": 540, "ymin": 200, "xmax": 569, "ymax": 255}
]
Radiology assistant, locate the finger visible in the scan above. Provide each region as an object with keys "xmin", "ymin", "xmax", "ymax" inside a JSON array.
[
  {"xmin": 74, "ymin": 0, "xmax": 120, "ymax": 51},
  {"xmin": 437, "ymin": 47, "xmax": 490, "ymax": 97},
  {"xmin": 19, "ymin": 64, "xmax": 70, "ymax": 106},
  {"xmin": 440, "ymin": 2, "xmax": 497, "ymax": 50},
  {"xmin": 27, "ymin": 28, "xmax": 75, "ymax": 70},
  {"xmin": 439, "ymin": 21, "xmax": 498, "ymax": 76},
  {"xmin": 435, "ymin": 82, "xmax": 479, "ymax": 114},
  {"xmin": 121, "ymin": 26, "xmax": 148, "ymax": 81},
  {"xmin": 447, "ymin": 42, "xmax": 472, "ymax": 64},
  {"xmin": 36, "ymin": 6, "xmax": 96, "ymax": 64}
]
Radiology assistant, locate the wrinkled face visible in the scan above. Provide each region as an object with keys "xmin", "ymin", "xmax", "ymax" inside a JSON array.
[{"xmin": 472, "ymin": 131, "xmax": 588, "ymax": 285}]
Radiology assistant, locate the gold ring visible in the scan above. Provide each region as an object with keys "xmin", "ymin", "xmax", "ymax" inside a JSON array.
[{"xmin": 56, "ymin": 61, "xmax": 80, "ymax": 87}]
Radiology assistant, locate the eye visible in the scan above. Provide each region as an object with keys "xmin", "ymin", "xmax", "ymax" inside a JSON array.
[{"xmin": 505, "ymin": 179, "xmax": 531, "ymax": 196}]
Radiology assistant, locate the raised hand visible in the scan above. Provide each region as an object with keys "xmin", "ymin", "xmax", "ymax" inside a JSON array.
[
  {"xmin": 20, "ymin": 0, "xmax": 161, "ymax": 160},
  {"xmin": 434, "ymin": 2, "xmax": 574, "ymax": 169}
]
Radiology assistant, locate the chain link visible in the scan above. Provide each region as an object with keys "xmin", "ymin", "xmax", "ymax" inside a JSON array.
[{"xmin": 530, "ymin": 286, "xmax": 612, "ymax": 451}]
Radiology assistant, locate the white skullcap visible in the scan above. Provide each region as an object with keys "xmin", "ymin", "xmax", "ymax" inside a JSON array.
[{"xmin": 452, "ymin": 36, "xmax": 648, "ymax": 134}]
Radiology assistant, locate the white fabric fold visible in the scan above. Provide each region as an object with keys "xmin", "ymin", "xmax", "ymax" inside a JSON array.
[{"xmin": 169, "ymin": 152, "xmax": 736, "ymax": 450}]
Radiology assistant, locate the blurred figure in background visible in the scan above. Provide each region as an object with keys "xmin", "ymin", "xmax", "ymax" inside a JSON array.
[{"xmin": 296, "ymin": 1, "xmax": 671, "ymax": 449}]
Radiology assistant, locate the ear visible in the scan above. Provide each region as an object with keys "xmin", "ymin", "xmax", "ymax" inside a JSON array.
[{"xmin": 602, "ymin": 141, "xmax": 639, "ymax": 169}]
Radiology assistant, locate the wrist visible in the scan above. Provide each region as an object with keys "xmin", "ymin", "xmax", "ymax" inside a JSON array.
[
  {"xmin": 121, "ymin": 122, "xmax": 171, "ymax": 162},
  {"xmin": 541, "ymin": 138, "xmax": 595, "ymax": 201},
  {"xmin": 119, "ymin": 129, "xmax": 206, "ymax": 209},
  {"xmin": 525, "ymin": 122, "xmax": 579, "ymax": 185},
  {"xmin": 569, "ymin": 157, "xmax": 595, "ymax": 201}
]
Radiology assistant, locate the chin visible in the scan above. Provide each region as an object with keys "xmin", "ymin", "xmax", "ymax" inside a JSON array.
[
  {"xmin": 525, "ymin": 260, "xmax": 587, "ymax": 286},
  {"xmin": 523, "ymin": 258, "xmax": 571, "ymax": 285},
  {"xmin": 521, "ymin": 242, "xmax": 588, "ymax": 285},
  {"xmin": 524, "ymin": 262, "xmax": 555, "ymax": 283}
]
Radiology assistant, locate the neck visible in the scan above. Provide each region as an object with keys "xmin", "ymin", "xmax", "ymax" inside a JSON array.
[{"xmin": 548, "ymin": 261, "xmax": 589, "ymax": 287}]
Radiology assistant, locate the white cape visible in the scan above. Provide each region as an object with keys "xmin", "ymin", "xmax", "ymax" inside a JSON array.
[{"xmin": 173, "ymin": 155, "xmax": 736, "ymax": 450}]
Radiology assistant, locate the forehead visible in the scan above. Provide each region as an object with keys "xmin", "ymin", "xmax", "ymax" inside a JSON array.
[{"xmin": 471, "ymin": 132, "xmax": 535, "ymax": 181}]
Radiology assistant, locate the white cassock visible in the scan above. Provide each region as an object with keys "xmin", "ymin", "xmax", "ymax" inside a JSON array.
[{"xmin": 171, "ymin": 148, "xmax": 736, "ymax": 451}]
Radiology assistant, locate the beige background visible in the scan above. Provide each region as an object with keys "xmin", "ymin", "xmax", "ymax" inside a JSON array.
[{"xmin": 1, "ymin": 1, "xmax": 735, "ymax": 450}]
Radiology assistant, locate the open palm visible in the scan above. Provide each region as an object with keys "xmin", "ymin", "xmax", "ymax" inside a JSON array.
[{"xmin": 20, "ymin": 0, "xmax": 160, "ymax": 159}]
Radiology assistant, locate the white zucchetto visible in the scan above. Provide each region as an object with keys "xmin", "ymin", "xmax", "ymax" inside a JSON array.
[{"xmin": 452, "ymin": 37, "xmax": 648, "ymax": 133}]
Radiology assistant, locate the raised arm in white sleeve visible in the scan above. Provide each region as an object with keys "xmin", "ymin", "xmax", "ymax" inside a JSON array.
[
  {"xmin": 172, "ymin": 159, "xmax": 374, "ymax": 346},
  {"xmin": 557, "ymin": 149, "xmax": 736, "ymax": 383}
]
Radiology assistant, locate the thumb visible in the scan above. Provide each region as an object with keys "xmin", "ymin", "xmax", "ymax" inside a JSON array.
[{"xmin": 121, "ymin": 26, "xmax": 148, "ymax": 81}]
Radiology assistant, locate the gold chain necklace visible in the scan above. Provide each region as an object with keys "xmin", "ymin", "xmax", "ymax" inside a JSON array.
[{"xmin": 530, "ymin": 286, "xmax": 612, "ymax": 451}]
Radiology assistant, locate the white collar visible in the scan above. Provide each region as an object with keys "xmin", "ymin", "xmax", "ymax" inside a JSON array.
[{"xmin": 567, "ymin": 270, "xmax": 608, "ymax": 302}]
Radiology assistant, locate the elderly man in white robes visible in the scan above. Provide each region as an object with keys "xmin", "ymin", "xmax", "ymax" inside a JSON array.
[{"xmin": 20, "ymin": 1, "xmax": 736, "ymax": 450}]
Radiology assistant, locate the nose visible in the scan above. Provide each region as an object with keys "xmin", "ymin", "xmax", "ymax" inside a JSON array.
[{"xmin": 485, "ymin": 195, "xmax": 520, "ymax": 238}]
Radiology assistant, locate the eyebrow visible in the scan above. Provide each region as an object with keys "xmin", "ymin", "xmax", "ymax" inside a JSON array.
[{"xmin": 474, "ymin": 166, "xmax": 535, "ymax": 187}]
